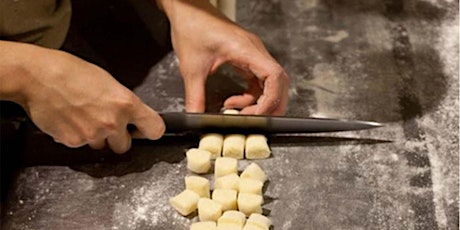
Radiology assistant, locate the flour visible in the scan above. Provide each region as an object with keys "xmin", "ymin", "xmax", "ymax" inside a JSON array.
[{"xmin": 111, "ymin": 163, "xmax": 189, "ymax": 230}]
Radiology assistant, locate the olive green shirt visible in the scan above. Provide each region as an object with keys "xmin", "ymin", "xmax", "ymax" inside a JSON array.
[{"xmin": 0, "ymin": 0, "xmax": 71, "ymax": 49}]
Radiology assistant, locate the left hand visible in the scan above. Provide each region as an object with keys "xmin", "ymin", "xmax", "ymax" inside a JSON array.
[{"xmin": 157, "ymin": 0, "xmax": 289, "ymax": 115}]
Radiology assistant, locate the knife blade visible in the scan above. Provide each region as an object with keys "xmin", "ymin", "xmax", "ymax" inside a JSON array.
[{"xmin": 159, "ymin": 112, "xmax": 382, "ymax": 134}]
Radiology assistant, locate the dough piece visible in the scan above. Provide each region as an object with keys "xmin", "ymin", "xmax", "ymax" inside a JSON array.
[
  {"xmin": 169, "ymin": 190, "xmax": 200, "ymax": 216},
  {"xmin": 214, "ymin": 173, "xmax": 240, "ymax": 191},
  {"xmin": 198, "ymin": 198, "xmax": 223, "ymax": 222},
  {"xmin": 185, "ymin": 176, "xmax": 211, "ymax": 198},
  {"xmin": 237, "ymin": 193, "xmax": 263, "ymax": 216},
  {"xmin": 199, "ymin": 133, "xmax": 224, "ymax": 159},
  {"xmin": 214, "ymin": 157, "xmax": 238, "ymax": 178},
  {"xmin": 212, "ymin": 189, "xmax": 238, "ymax": 211},
  {"xmin": 217, "ymin": 223, "xmax": 243, "ymax": 230},
  {"xmin": 218, "ymin": 210, "xmax": 246, "ymax": 227},
  {"xmin": 242, "ymin": 223, "xmax": 266, "ymax": 230},
  {"xmin": 223, "ymin": 134, "xmax": 246, "ymax": 159},
  {"xmin": 240, "ymin": 163, "xmax": 267, "ymax": 183},
  {"xmin": 190, "ymin": 221, "xmax": 217, "ymax": 230},
  {"xmin": 239, "ymin": 178, "xmax": 263, "ymax": 195},
  {"xmin": 245, "ymin": 134, "xmax": 271, "ymax": 159},
  {"xmin": 223, "ymin": 109, "xmax": 240, "ymax": 114},
  {"xmin": 246, "ymin": 213, "xmax": 272, "ymax": 229},
  {"xmin": 187, "ymin": 148, "xmax": 212, "ymax": 174}
]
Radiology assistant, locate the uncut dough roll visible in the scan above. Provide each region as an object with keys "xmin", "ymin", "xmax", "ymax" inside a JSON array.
[
  {"xmin": 223, "ymin": 109, "xmax": 240, "ymax": 114},
  {"xmin": 199, "ymin": 133, "xmax": 224, "ymax": 159},
  {"xmin": 223, "ymin": 134, "xmax": 246, "ymax": 159},
  {"xmin": 245, "ymin": 134, "xmax": 271, "ymax": 159}
]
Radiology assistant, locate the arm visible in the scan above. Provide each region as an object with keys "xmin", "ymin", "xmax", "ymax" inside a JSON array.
[
  {"xmin": 155, "ymin": 0, "xmax": 289, "ymax": 115},
  {"xmin": 0, "ymin": 41, "xmax": 165, "ymax": 153}
]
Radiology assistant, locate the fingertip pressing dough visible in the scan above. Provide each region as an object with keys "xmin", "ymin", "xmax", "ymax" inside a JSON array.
[
  {"xmin": 190, "ymin": 221, "xmax": 217, "ymax": 230},
  {"xmin": 239, "ymin": 178, "xmax": 263, "ymax": 195},
  {"xmin": 169, "ymin": 190, "xmax": 200, "ymax": 216},
  {"xmin": 246, "ymin": 213, "xmax": 272, "ymax": 229},
  {"xmin": 199, "ymin": 133, "xmax": 224, "ymax": 159},
  {"xmin": 245, "ymin": 134, "xmax": 271, "ymax": 159},
  {"xmin": 212, "ymin": 189, "xmax": 238, "ymax": 211},
  {"xmin": 223, "ymin": 134, "xmax": 246, "ymax": 159},
  {"xmin": 237, "ymin": 193, "xmax": 263, "ymax": 216},
  {"xmin": 185, "ymin": 176, "xmax": 210, "ymax": 198},
  {"xmin": 214, "ymin": 173, "xmax": 240, "ymax": 191},
  {"xmin": 240, "ymin": 163, "xmax": 267, "ymax": 183},
  {"xmin": 198, "ymin": 198, "xmax": 223, "ymax": 222},
  {"xmin": 214, "ymin": 157, "xmax": 238, "ymax": 178},
  {"xmin": 187, "ymin": 148, "xmax": 212, "ymax": 174}
]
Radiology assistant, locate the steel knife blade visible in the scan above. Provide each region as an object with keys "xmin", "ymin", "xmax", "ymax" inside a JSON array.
[{"xmin": 159, "ymin": 112, "xmax": 382, "ymax": 134}]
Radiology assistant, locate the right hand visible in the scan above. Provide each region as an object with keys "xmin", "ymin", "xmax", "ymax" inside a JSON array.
[{"xmin": 0, "ymin": 42, "xmax": 165, "ymax": 153}]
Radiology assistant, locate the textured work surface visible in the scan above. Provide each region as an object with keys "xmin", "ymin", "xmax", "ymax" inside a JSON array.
[{"xmin": 1, "ymin": 0, "xmax": 458, "ymax": 229}]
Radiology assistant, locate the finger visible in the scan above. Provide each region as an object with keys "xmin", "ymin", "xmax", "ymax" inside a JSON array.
[
  {"xmin": 88, "ymin": 138, "xmax": 106, "ymax": 150},
  {"xmin": 107, "ymin": 128, "xmax": 132, "ymax": 154},
  {"xmin": 131, "ymin": 103, "xmax": 165, "ymax": 140},
  {"xmin": 239, "ymin": 104, "xmax": 258, "ymax": 115},
  {"xmin": 183, "ymin": 74, "xmax": 207, "ymax": 113},
  {"xmin": 250, "ymin": 63, "xmax": 289, "ymax": 115},
  {"xmin": 224, "ymin": 70, "xmax": 262, "ymax": 109}
]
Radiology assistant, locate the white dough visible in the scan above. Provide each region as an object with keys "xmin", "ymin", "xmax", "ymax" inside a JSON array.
[
  {"xmin": 169, "ymin": 190, "xmax": 200, "ymax": 216},
  {"xmin": 246, "ymin": 213, "xmax": 272, "ymax": 229},
  {"xmin": 187, "ymin": 148, "xmax": 212, "ymax": 174},
  {"xmin": 190, "ymin": 221, "xmax": 217, "ymax": 230},
  {"xmin": 185, "ymin": 176, "xmax": 210, "ymax": 198},
  {"xmin": 242, "ymin": 223, "xmax": 267, "ymax": 230},
  {"xmin": 218, "ymin": 210, "xmax": 246, "ymax": 227},
  {"xmin": 237, "ymin": 193, "xmax": 263, "ymax": 216},
  {"xmin": 240, "ymin": 163, "xmax": 267, "ymax": 183},
  {"xmin": 214, "ymin": 173, "xmax": 240, "ymax": 191},
  {"xmin": 239, "ymin": 178, "xmax": 263, "ymax": 195},
  {"xmin": 217, "ymin": 223, "xmax": 243, "ymax": 230},
  {"xmin": 212, "ymin": 189, "xmax": 238, "ymax": 211},
  {"xmin": 245, "ymin": 134, "xmax": 271, "ymax": 159},
  {"xmin": 214, "ymin": 157, "xmax": 238, "ymax": 178},
  {"xmin": 198, "ymin": 198, "xmax": 223, "ymax": 222},
  {"xmin": 223, "ymin": 134, "xmax": 246, "ymax": 159},
  {"xmin": 223, "ymin": 109, "xmax": 240, "ymax": 114},
  {"xmin": 199, "ymin": 133, "xmax": 224, "ymax": 159}
]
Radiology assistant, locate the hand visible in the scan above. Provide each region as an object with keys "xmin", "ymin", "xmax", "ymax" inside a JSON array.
[
  {"xmin": 0, "ymin": 41, "xmax": 165, "ymax": 153},
  {"xmin": 158, "ymin": 0, "xmax": 289, "ymax": 115}
]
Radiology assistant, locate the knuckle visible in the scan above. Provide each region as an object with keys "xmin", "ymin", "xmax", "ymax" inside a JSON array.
[{"xmin": 63, "ymin": 135, "xmax": 85, "ymax": 148}]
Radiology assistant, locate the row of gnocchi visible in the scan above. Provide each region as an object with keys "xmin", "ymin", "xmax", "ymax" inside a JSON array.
[
  {"xmin": 170, "ymin": 158, "xmax": 272, "ymax": 229},
  {"xmin": 199, "ymin": 133, "xmax": 271, "ymax": 160}
]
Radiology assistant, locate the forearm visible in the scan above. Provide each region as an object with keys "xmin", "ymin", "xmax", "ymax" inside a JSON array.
[
  {"xmin": 155, "ymin": 0, "xmax": 227, "ymax": 24},
  {"xmin": 0, "ymin": 41, "xmax": 34, "ymax": 106}
]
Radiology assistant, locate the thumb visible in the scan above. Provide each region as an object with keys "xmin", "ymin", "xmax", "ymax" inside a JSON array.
[
  {"xmin": 183, "ymin": 73, "xmax": 207, "ymax": 113},
  {"xmin": 130, "ymin": 103, "xmax": 165, "ymax": 140}
]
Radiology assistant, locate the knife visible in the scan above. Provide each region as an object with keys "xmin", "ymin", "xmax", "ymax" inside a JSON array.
[{"xmin": 159, "ymin": 112, "xmax": 382, "ymax": 134}]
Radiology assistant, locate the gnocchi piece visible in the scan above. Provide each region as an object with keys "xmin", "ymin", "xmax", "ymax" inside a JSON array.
[
  {"xmin": 237, "ymin": 193, "xmax": 263, "ymax": 216},
  {"xmin": 239, "ymin": 178, "xmax": 263, "ymax": 195},
  {"xmin": 240, "ymin": 163, "xmax": 267, "ymax": 183},
  {"xmin": 187, "ymin": 148, "xmax": 212, "ymax": 174},
  {"xmin": 215, "ymin": 157, "xmax": 238, "ymax": 178},
  {"xmin": 223, "ymin": 109, "xmax": 240, "ymax": 114},
  {"xmin": 198, "ymin": 198, "xmax": 223, "ymax": 222},
  {"xmin": 246, "ymin": 213, "xmax": 272, "ymax": 229},
  {"xmin": 217, "ymin": 223, "xmax": 243, "ymax": 230},
  {"xmin": 199, "ymin": 133, "xmax": 224, "ymax": 159},
  {"xmin": 242, "ymin": 223, "xmax": 266, "ymax": 230},
  {"xmin": 169, "ymin": 190, "xmax": 200, "ymax": 216},
  {"xmin": 190, "ymin": 221, "xmax": 217, "ymax": 230},
  {"xmin": 185, "ymin": 176, "xmax": 210, "ymax": 198},
  {"xmin": 218, "ymin": 210, "xmax": 246, "ymax": 227},
  {"xmin": 223, "ymin": 134, "xmax": 246, "ymax": 159},
  {"xmin": 214, "ymin": 173, "xmax": 240, "ymax": 191},
  {"xmin": 212, "ymin": 189, "xmax": 238, "ymax": 211},
  {"xmin": 245, "ymin": 134, "xmax": 271, "ymax": 159}
]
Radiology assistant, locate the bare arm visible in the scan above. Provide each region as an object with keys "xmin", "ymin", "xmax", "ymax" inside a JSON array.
[{"xmin": 0, "ymin": 41, "xmax": 165, "ymax": 153}]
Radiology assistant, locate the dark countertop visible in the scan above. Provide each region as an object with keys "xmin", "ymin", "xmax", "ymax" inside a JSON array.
[{"xmin": 1, "ymin": 0, "xmax": 458, "ymax": 229}]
